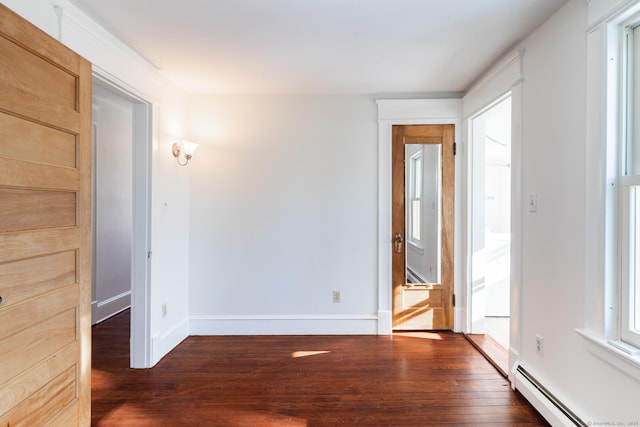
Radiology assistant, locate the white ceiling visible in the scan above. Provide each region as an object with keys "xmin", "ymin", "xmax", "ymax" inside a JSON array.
[{"xmin": 68, "ymin": 0, "xmax": 568, "ymax": 95}]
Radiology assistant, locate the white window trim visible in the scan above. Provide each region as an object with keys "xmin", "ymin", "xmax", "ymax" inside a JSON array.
[
  {"xmin": 408, "ymin": 149, "xmax": 423, "ymax": 246},
  {"xmin": 580, "ymin": 0, "xmax": 640, "ymax": 377},
  {"xmin": 620, "ymin": 179, "xmax": 640, "ymax": 347},
  {"xmin": 576, "ymin": 329, "xmax": 640, "ymax": 381}
]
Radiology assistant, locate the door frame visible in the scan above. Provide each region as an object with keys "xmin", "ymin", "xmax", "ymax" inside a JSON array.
[
  {"xmin": 462, "ymin": 49, "xmax": 524, "ymax": 384},
  {"xmin": 376, "ymin": 99, "xmax": 463, "ymax": 334},
  {"xmin": 93, "ymin": 69, "xmax": 153, "ymax": 368}
]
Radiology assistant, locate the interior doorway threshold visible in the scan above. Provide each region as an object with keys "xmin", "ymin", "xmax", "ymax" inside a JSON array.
[{"xmin": 465, "ymin": 333, "xmax": 508, "ymax": 377}]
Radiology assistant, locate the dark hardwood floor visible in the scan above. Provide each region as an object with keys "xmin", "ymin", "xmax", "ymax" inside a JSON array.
[{"xmin": 92, "ymin": 310, "xmax": 548, "ymax": 426}]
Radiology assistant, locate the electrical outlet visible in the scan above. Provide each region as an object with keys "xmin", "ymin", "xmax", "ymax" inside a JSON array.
[
  {"xmin": 162, "ymin": 303, "xmax": 167, "ymax": 318},
  {"xmin": 332, "ymin": 290, "xmax": 341, "ymax": 304},
  {"xmin": 535, "ymin": 335, "xmax": 544, "ymax": 357}
]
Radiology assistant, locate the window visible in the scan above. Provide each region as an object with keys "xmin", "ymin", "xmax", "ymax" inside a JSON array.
[
  {"xmin": 578, "ymin": 0, "xmax": 640, "ymax": 377},
  {"xmin": 620, "ymin": 20, "xmax": 640, "ymax": 348},
  {"xmin": 408, "ymin": 149, "xmax": 423, "ymax": 245}
]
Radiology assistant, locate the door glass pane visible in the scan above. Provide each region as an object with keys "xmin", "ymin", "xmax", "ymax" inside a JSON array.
[{"xmin": 405, "ymin": 144, "xmax": 441, "ymax": 284}]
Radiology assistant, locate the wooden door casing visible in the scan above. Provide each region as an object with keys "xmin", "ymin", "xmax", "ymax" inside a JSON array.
[
  {"xmin": 0, "ymin": 4, "xmax": 92, "ymax": 425},
  {"xmin": 392, "ymin": 124, "xmax": 454, "ymax": 331}
]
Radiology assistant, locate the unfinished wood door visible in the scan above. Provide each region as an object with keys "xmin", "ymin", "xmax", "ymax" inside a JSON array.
[
  {"xmin": 0, "ymin": 5, "xmax": 92, "ymax": 426},
  {"xmin": 392, "ymin": 124, "xmax": 454, "ymax": 330}
]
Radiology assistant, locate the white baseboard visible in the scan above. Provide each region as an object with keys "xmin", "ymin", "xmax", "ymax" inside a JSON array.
[
  {"xmin": 454, "ymin": 306, "xmax": 465, "ymax": 333},
  {"xmin": 377, "ymin": 310, "xmax": 392, "ymax": 334},
  {"xmin": 190, "ymin": 314, "xmax": 379, "ymax": 336},
  {"xmin": 513, "ymin": 365, "xmax": 584, "ymax": 426},
  {"xmin": 151, "ymin": 318, "xmax": 189, "ymax": 366},
  {"xmin": 508, "ymin": 347, "xmax": 520, "ymax": 386},
  {"xmin": 92, "ymin": 290, "xmax": 131, "ymax": 325}
]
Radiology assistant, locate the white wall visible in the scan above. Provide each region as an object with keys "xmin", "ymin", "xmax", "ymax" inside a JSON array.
[
  {"xmin": 518, "ymin": 0, "xmax": 590, "ymax": 414},
  {"xmin": 0, "ymin": 0, "xmax": 191, "ymax": 366},
  {"xmin": 511, "ymin": 0, "xmax": 640, "ymax": 421},
  {"xmin": 92, "ymin": 85, "xmax": 133, "ymax": 324},
  {"xmin": 187, "ymin": 94, "xmax": 380, "ymax": 334}
]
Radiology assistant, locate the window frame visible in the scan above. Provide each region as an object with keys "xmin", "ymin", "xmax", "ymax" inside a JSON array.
[
  {"xmin": 408, "ymin": 148, "xmax": 424, "ymax": 247},
  {"xmin": 578, "ymin": 0, "xmax": 640, "ymax": 380},
  {"xmin": 620, "ymin": 18, "xmax": 640, "ymax": 349}
]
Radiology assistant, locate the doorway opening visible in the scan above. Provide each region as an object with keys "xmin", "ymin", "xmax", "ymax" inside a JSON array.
[
  {"xmin": 91, "ymin": 84, "xmax": 134, "ymax": 325},
  {"xmin": 91, "ymin": 74, "xmax": 152, "ymax": 368},
  {"xmin": 467, "ymin": 95, "xmax": 512, "ymax": 375}
]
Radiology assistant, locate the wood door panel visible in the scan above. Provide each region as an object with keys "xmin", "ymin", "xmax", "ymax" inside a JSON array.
[
  {"xmin": 0, "ymin": 251, "xmax": 76, "ymax": 309},
  {"xmin": 0, "ymin": 5, "xmax": 91, "ymax": 424},
  {"xmin": 395, "ymin": 307, "xmax": 443, "ymax": 330},
  {"xmin": 405, "ymin": 136, "xmax": 442, "ymax": 144},
  {"xmin": 0, "ymin": 366, "xmax": 77, "ymax": 427},
  {"xmin": 0, "ymin": 342, "xmax": 78, "ymax": 416},
  {"xmin": 0, "ymin": 35, "xmax": 77, "ymax": 110},
  {"xmin": 0, "ymin": 309, "xmax": 76, "ymax": 388},
  {"xmin": 0, "ymin": 229, "xmax": 80, "ymax": 262},
  {"xmin": 0, "ymin": 285, "xmax": 78, "ymax": 340},
  {"xmin": 0, "ymin": 83, "xmax": 81, "ymax": 132},
  {"xmin": 403, "ymin": 288, "xmax": 443, "ymax": 308},
  {"xmin": 46, "ymin": 401, "xmax": 79, "ymax": 426},
  {"xmin": 401, "ymin": 124, "xmax": 448, "ymax": 137},
  {"xmin": 0, "ymin": 112, "xmax": 77, "ymax": 167},
  {"xmin": 0, "ymin": 189, "xmax": 76, "ymax": 232},
  {"xmin": 0, "ymin": 11, "xmax": 81, "ymax": 73},
  {"xmin": 0, "ymin": 157, "xmax": 80, "ymax": 191}
]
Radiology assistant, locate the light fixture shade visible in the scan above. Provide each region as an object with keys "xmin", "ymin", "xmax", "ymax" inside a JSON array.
[
  {"xmin": 181, "ymin": 140, "xmax": 199, "ymax": 157},
  {"xmin": 172, "ymin": 140, "xmax": 199, "ymax": 166}
]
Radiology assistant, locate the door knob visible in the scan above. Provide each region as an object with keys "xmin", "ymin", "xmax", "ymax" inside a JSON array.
[{"xmin": 394, "ymin": 233, "xmax": 404, "ymax": 253}]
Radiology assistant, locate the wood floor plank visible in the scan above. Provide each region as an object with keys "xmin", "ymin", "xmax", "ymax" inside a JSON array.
[{"xmin": 92, "ymin": 310, "xmax": 548, "ymax": 426}]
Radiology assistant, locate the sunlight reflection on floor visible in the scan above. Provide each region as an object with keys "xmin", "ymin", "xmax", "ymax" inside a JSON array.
[
  {"xmin": 97, "ymin": 404, "xmax": 309, "ymax": 427},
  {"xmin": 393, "ymin": 331, "xmax": 442, "ymax": 340},
  {"xmin": 291, "ymin": 350, "xmax": 331, "ymax": 358},
  {"xmin": 91, "ymin": 369, "xmax": 115, "ymax": 388}
]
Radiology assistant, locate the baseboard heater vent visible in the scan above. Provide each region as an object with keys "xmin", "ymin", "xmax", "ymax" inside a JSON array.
[{"xmin": 515, "ymin": 365, "xmax": 586, "ymax": 427}]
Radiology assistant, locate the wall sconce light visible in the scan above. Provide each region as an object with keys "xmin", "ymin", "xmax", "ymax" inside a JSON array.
[{"xmin": 172, "ymin": 140, "xmax": 199, "ymax": 166}]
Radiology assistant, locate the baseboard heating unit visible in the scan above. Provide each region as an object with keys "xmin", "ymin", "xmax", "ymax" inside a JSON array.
[{"xmin": 514, "ymin": 365, "xmax": 586, "ymax": 427}]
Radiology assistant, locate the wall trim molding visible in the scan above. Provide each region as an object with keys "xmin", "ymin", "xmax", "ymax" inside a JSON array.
[
  {"xmin": 151, "ymin": 318, "xmax": 189, "ymax": 366},
  {"xmin": 52, "ymin": 0, "xmax": 165, "ymax": 100},
  {"xmin": 92, "ymin": 290, "xmax": 131, "ymax": 325},
  {"xmin": 53, "ymin": 1, "xmax": 158, "ymax": 73},
  {"xmin": 463, "ymin": 49, "xmax": 524, "ymax": 119},
  {"xmin": 513, "ymin": 365, "xmax": 585, "ymax": 426},
  {"xmin": 587, "ymin": 0, "xmax": 640, "ymax": 30},
  {"xmin": 190, "ymin": 314, "xmax": 379, "ymax": 336},
  {"xmin": 576, "ymin": 328, "xmax": 640, "ymax": 382}
]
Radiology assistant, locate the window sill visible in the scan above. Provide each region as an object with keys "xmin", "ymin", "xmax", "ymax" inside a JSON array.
[
  {"xmin": 407, "ymin": 241, "xmax": 424, "ymax": 251},
  {"xmin": 575, "ymin": 328, "xmax": 640, "ymax": 381}
]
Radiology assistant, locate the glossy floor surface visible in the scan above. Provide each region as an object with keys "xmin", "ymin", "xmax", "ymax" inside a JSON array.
[{"xmin": 92, "ymin": 311, "xmax": 548, "ymax": 426}]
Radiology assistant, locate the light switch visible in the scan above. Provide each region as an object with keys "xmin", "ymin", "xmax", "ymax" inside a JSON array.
[{"xmin": 528, "ymin": 194, "xmax": 537, "ymax": 213}]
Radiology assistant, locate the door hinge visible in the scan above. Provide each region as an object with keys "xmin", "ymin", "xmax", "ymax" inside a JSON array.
[
  {"xmin": 452, "ymin": 294, "xmax": 456, "ymax": 307},
  {"xmin": 147, "ymin": 250, "xmax": 153, "ymax": 259},
  {"xmin": 453, "ymin": 142, "xmax": 457, "ymax": 156}
]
